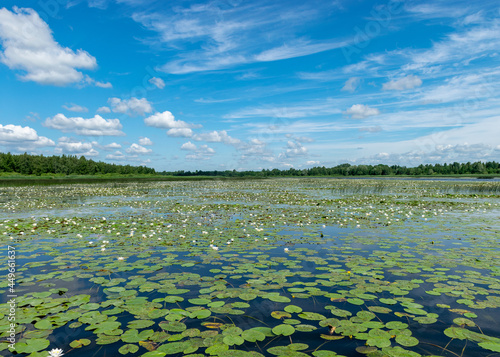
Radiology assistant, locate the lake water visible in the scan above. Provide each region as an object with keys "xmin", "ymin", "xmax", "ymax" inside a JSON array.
[{"xmin": 1, "ymin": 178, "xmax": 499, "ymax": 357}]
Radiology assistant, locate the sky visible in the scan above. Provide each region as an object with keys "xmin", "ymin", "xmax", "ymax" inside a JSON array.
[{"xmin": 1, "ymin": 0, "xmax": 499, "ymax": 172}]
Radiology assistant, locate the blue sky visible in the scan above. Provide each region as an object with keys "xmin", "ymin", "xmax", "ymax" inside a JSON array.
[{"xmin": 1, "ymin": 0, "xmax": 499, "ymax": 171}]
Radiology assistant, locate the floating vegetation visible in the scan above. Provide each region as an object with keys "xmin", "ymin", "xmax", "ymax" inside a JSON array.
[{"xmin": 0, "ymin": 179, "xmax": 499, "ymax": 356}]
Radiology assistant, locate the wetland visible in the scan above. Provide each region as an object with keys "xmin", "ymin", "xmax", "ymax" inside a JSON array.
[{"xmin": 0, "ymin": 178, "xmax": 499, "ymax": 357}]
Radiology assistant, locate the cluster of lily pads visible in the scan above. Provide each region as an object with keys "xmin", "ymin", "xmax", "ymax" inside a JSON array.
[{"xmin": 0, "ymin": 179, "xmax": 499, "ymax": 356}]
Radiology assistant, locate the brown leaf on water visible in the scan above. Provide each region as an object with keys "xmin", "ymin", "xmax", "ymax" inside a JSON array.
[{"xmin": 139, "ymin": 341, "xmax": 157, "ymax": 351}]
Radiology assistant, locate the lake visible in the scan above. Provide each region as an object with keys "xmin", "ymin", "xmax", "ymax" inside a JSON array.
[{"xmin": 1, "ymin": 178, "xmax": 499, "ymax": 356}]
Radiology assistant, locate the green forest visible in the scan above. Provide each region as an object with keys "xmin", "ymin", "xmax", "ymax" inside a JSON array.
[
  {"xmin": 164, "ymin": 161, "xmax": 500, "ymax": 177},
  {"xmin": 0, "ymin": 152, "xmax": 156, "ymax": 176},
  {"xmin": 1, "ymin": 152, "xmax": 499, "ymax": 177}
]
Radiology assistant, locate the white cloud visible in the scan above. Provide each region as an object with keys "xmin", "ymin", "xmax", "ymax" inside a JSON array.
[
  {"xmin": 383, "ymin": 75, "xmax": 422, "ymax": 91},
  {"xmin": 63, "ymin": 104, "xmax": 88, "ymax": 113},
  {"xmin": 139, "ymin": 137, "xmax": 153, "ymax": 145},
  {"xmin": 133, "ymin": 2, "xmax": 351, "ymax": 74},
  {"xmin": 126, "ymin": 143, "xmax": 152, "ymax": 154},
  {"xmin": 106, "ymin": 150, "xmax": 126, "ymax": 160},
  {"xmin": 84, "ymin": 75, "xmax": 112, "ymax": 88},
  {"xmin": 0, "ymin": 123, "xmax": 55, "ymax": 150},
  {"xmin": 97, "ymin": 106, "xmax": 111, "ymax": 113},
  {"xmin": 225, "ymin": 101, "xmax": 341, "ymax": 119},
  {"xmin": 295, "ymin": 136, "xmax": 315, "ymax": 143},
  {"xmin": 108, "ymin": 97, "xmax": 153, "ymax": 116},
  {"xmin": 149, "ymin": 77, "xmax": 165, "ymax": 89},
  {"xmin": 167, "ymin": 128, "xmax": 193, "ymax": 137},
  {"xmin": 144, "ymin": 111, "xmax": 192, "ymax": 129},
  {"xmin": 56, "ymin": 137, "xmax": 98, "ymax": 156},
  {"xmin": 192, "ymin": 130, "xmax": 241, "ymax": 146},
  {"xmin": 105, "ymin": 142, "xmax": 121, "ymax": 150},
  {"xmin": 43, "ymin": 114, "xmax": 124, "ymax": 136},
  {"xmin": 279, "ymin": 140, "xmax": 308, "ymax": 159},
  {"xmin": 354, "ymin": 143, "xmax": 499, "ymax": 167},
  {"xmin": 306, "ymin": 160, "xmax": 320, "ymax": 165},
  {"xmin": 341, "ymin": 77, "xmax": 360, "ymax": 92},
  {"xmin": 359, "ymin": 126, "xmax": 382, "ymax": 133},
  {"xmin": 344, "ymin": 104, "xmax": 380, "ymax": 119},
  {"xmin": 254, "ymin": 38, "xmax": 347, "ymax": 62},
  {"xmin": 180, "ymin": 141, "xmax": 197, "ymax": 151},
  {"xmin": 185, "ymin": 144, "xmax": 215, "ymax": 160},
  {"xmin": 0, "ymin": 7, "xmax": 97, "ymax": 86},
  {"xmin": 419, "ymin": 72, "xmax": 498, "ymax": 104}
]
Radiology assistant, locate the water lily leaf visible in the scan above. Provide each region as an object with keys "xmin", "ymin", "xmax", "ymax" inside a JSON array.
[
  {"xmin": 284, "ymin": 305, "xmax": 303, "ymax": 313},
  {"xmin": 251, "ymin": 326, "xmax": 274, "ymax": 337},
  {"xmin": 119, "ymin": 344, "xmax": 140, "ymax": 354},
  {"xmin": 312, "ymin": 351, "xmax": 341, "ymax": 356},
  {"xmin": 271, "ymin": 311, "xmax": 292, "ymax": 319},
  {"xmin": 205, "ymin": 343, "xmax": 229, "ymax": 355},
  {"xmin": 453, "ymin": 318, "xmax": 475, "ymax": 327},
  {"xmin": 34, "ymin": 319, "xmax": 52, "ymax": 330},
  {"xmin": 478, "ymin": 342, "xmax": 500, "ymax": 352},
  {"xmin": 160, "ymin": 321, "xmax": 186, "ymax": 332},
  {"xmin": 379, "ymin": 298, "xmax": 397, "ymax": 305},
  {"xmin": 272, "ymin": 324, "xmax": 295, "ymax": 336},
  {"xmin": 385, "ymin": 321, "xmax": 408, "ymax": 330},
  {"xmin": 97, "ymin": 334, "xmax": 121, "ymax": 345},
  {"xmin": 140, "ymin": 341, "xmax": 158, "ymax": 351},
  {"xmin": 202, "ymin": 322, "xmax": 223, "ymax": 329},
  {"xmin": 189, "ymin": 298, "xmax": 211, "ymax": 305},
  {"xmin": 267, "ymin": 344, "xmax": 309, "ymax": 356},
  {"xmin": 298, "ymin": 312, "xmax": 326, "ymax": 320},
  {"xmin": 157, "ymin": 341, "xmax": 190, "ymax": 354},
  {"xmin": 320, "ymin": 334, "xmax": 344, "ymax": 340},
  {"xmin": 242, "ymin": 329, "xmax": 266, "ymax": 342},
  {"xmin": 81, "ymin": 303, "xmax": 100, "ymax": 310},
  {"xmin": 347, "ymin": 298, "xmax": 364, "ymax": 305},
  {"xmin": 223, "ymin": 335, "xmax": 245, "ymax": 346},
  {"xmin": 355, "ymin": 346, "xmax": 378, "ymax": 354},
  {"xmin": 14, "ymin": 339, "xmax": 50, "ymax": 354},
  {"xmin": 367, "ymin": 336, "xmax": 391, "ymax": 348},
  {"xmin": 265, "ymin": 293, "xmax": 291, "ymax": 303},
  {"xmin": 239, "ymin": 293, "xmax": 258, "ymax": 301},
  {"xmin": 414, "ymin": 316, "xmax": 437, "ymax": 324},
  {"xmin": 128, "ymin": 320, "xmax": 155, "ymax": 329},
  {"xmin": 395, "ymin": 335, "xmax": 419, "ymax": 347},
  {"xmin": 295, "ymin": 324, "xmax": 317, "ymax": 332},
  {"xmin": 140, "ymin": 352, "xmax": 166, "ymax": 357},
  {"xmin": 443, "ymin": 327, "xmax": 468, "ymax": 340},
  {"xmin": 69, "ymin": 339, "xmax": 91, "ymax": 348},
  {"xmin": 357, "ymin": 311, "xmax": 376, "ymax": 321},
  {"xmin": 190, "ymin": 309, "xmax": 211, "ymax": 319},
  {"xmin": 164, "ymin": 296, "xmax": 184, "ymax": 303},
  {"xmin": 231, "ymin": 302, "xmax": 249, "ymax": 308},
  {"xmin": 148, "ymin": 309, "xmax": 169, "ymax": 319}
]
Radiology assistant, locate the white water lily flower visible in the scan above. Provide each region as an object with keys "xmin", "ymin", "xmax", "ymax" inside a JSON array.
[
  {"xmin": 117, "ymin": 257, "xmax": 125, "ymax": 261},
  {"xmin": 48, "ymin": 348, "xmax": 64, "ymax": 357},
  {"xmin": 284, "ymin": 248, "xmax": 289, "ymax": 252},
  {"xmin": 212, "ymin": 246, "xmax": 219, "ymax": 251}
]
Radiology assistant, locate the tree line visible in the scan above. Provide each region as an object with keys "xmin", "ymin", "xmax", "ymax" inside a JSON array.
[
  {"xmin": 0, "ymin": 152, "xmax": 156, "ymax": 176},
  {"xmin": 1, "ymin": 152, "xmax": 498, "ymax": 177},
  {"xmin": 163, "ymin": 161, "xmax": 500, "ymax": 177}
]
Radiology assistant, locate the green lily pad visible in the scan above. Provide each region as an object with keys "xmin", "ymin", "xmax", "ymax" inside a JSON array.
[
  {"xmin": 242, "ymin": 329, "xmax": 266, "ymax": 342},
  {"xmin": 284, "ymin": 305, "xmax": 303, "ymax": 313},
  {"xmin": 119, "ymin": 344, "xmax": 140, "ymax": 354},
  {"xmin": 272, "ymin": 324, "xmax": 295, "ymax": 336},
  {"xmin": 395, "ymin": 335, "xmax": 419, "ymax": 347},
  {"xmin": 298, "ymin": 312, "xmax": 326, "ymax": 320},
  {"xmin": 69, "ymin": 339, "xmax": 91, "ymax": 348}
]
